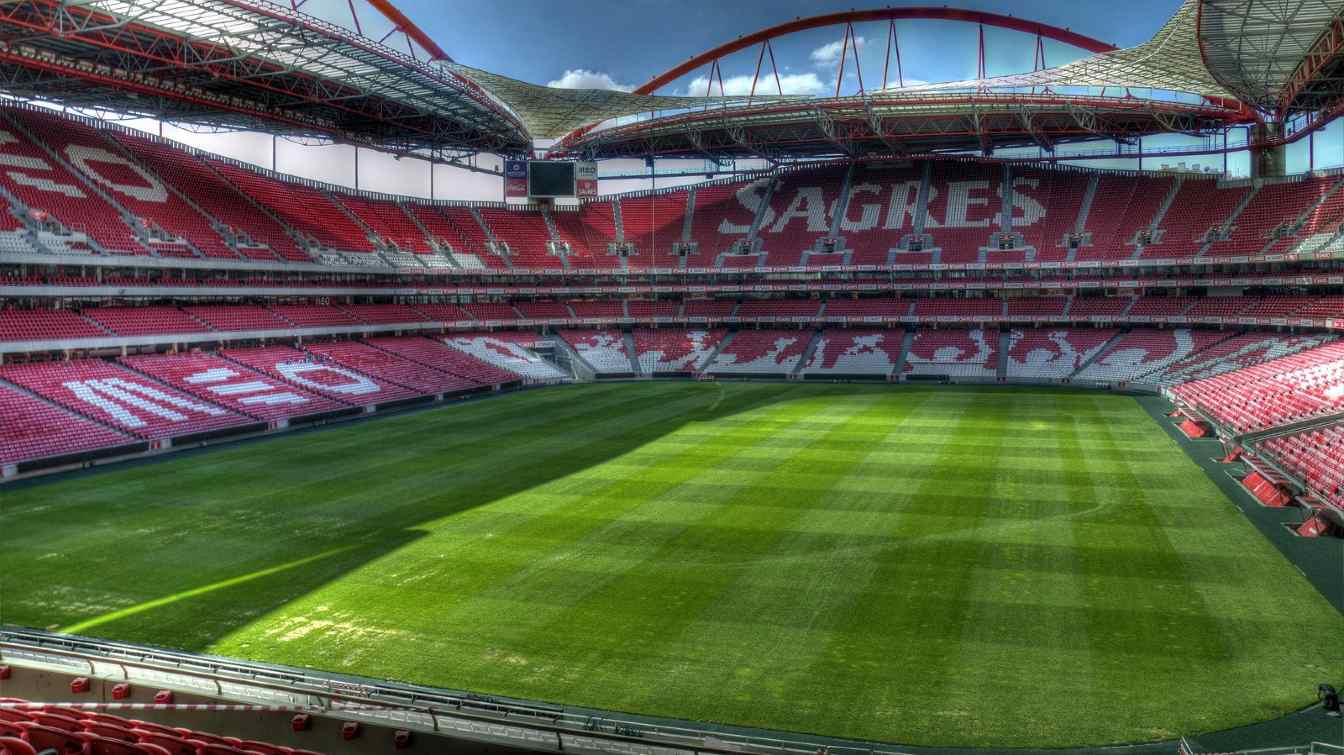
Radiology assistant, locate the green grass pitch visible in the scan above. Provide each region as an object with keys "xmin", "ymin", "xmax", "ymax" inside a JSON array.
[{"xmin": 2, "ymin": 382, "xmax": 1342, "ymax": 748}]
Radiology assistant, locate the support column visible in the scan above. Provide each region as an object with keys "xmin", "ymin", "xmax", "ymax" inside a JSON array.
[{"xmin": 1250, "ymin": 121, "xmax": 1286, "ymax": 178}]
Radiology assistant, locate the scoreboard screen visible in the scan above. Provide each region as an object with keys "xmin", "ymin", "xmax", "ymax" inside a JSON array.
[{"xmin": 528, "ymin": 161, "xmax": 576, "ymax": 198}]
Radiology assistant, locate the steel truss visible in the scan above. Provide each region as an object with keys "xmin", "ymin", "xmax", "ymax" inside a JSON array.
[
  {"xmin": 0, "ymin": 0, "xmax": 530, "ymax": 154},
  {"xmin": 563, "ymin": 93, "xmax": 1249, "ymax": 160}
]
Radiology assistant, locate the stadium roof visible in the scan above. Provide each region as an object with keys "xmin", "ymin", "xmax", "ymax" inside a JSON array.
[
  {"xmin": 893, "ymin": 0, "xmax": 1233, "ymax": 99},
  {"xmin": 444, "ymin": 64, "xmax": 802, "ymax": 140},
  {"xmin": 1197, "ymin": 0, "xmax": 1344, "ymax": 117},
  {"xmin": 1, "ymin": 0, "xmax": 1342, "ymax": 161}
]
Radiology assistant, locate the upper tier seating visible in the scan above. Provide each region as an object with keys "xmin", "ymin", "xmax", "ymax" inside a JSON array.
[
  {"xmin": 6, "ymin": 109, "xmax": 1344, "ymax": 273},
  {"xmin": 579, "ymin": 202, "xmax": 620, "ymax": 262},
  {"xmin": 120, "ymin": 351, "xmax": 348, "ymax": 420},
  {"xmin": 839, "ymin": 162, "xmax": 925, "ymax": 266},
  {"xmin": 550, "ymin": 207, "xmax": 599, "ymax": 262},
  {"xmin": 1209, "ymin": 176, "xmax": 1335, "ymax": 258},
  {"xmin": 222, "ymin": 345, "xmax": 419, "ymax": 405},
  {"xmin": 335, "ymin": 193, "xmax": 430, "ymax": 253},
  {"xmin": 560, "ymin": 330, "xmax": 633, "ymax": 373},
  {"xmin": 925, "ymin": 162, "xmax": 1003, "ymax": 264},
  {"xmin": 688, "ymin": 180, "xmax": 761, "ymax": 259},
  {"xmin": 364, "ymin": 336, "xmax": 520, "ymax": 385},
  {"xmin": 1012, "ymin": 167, "xmax": 1089, "ymax": 263},
  {"xmin": 1168, "ymin": 339, "xmax": 1344, "ymax": 432},
  {"xmin": 105, "ymin": 133, "xmax": 305, "ymax": 261},
  {"xmin": 1140, "ymin": 178, "xmax": 1246, "ymax": 259},
  {"xmin": 445, "ymin": 332, "xmax": 568, "ymax": 382},
  {"xmin": 210, "ymin": 161, "xmax": 375, "ymax": 253},
  {"xmin": 706, "ymin": 329, "xmax": 811, "ymax": 373},
  {"xmin": 477, "ymin": 208, "xmax": 557, "ymax": 269},
  {"xmin": 403, "ymin": 204, "xmax": 505, "ymax": 269},
  {"xmin": 0, "ymin": 115, "xmax": 147, "ymax": 255},
  {"xmin": 0, "ymin": 359, "xmax": 248, "ymax": 438},
  {"xmin": 303, "ymin": 341, "xmax": 476, "ymax": 394},
  {"xmin": 18, "ymin": 110, "xmax": 239, "ymax": 260},
  {"xmin": 0, "ymin": 383, "xmax": 134, "ymax": 465},
  {"xmin": 631, "ymin": 328, "xmax": 726, "ymax": 373},
  {"xmin": 1075, "ymin": 328, "xmax": 1231, "ymax": 384},
  {"xmin": 756, "ymin": 166, "xmax": 848, "ymax": 266},
  {"xmin": 904, "ymin": 328, "xmax": 999, "ymax": 378},
  {"xmin": 1005, "ymin": 329, "xmax": 1118, "ymax": 379},
  {"xmin": 620, "ymin": 191, "xmax": 688, "ymax": 266},
  {"xmin": 1077, "ymin": 173, "xmax": 1172, "ymax": 261},
  {"xmin": 801, "ymin": 329, "xmax": 902, "ymax": 374}
]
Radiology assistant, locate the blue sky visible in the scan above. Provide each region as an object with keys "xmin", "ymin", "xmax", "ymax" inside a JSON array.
[
  {"xmin": 419, "ymin": 0, "xmax": 1174, "ymax": 90},
  {"xmin": 101, "ymin": 0, "xmax": 1339, "ymax": 197}
]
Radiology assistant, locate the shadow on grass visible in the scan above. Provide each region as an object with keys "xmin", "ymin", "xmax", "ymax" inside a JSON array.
[{"xmin": 0, "ymin": 380, "xmax": 843, "ymax": 653}]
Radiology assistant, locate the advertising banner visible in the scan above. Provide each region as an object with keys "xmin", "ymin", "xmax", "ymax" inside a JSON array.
[
  {"xmin": 504, "ymin": 160, "xmax": 528, "ymax": 199},
  {"xmin": 576, "ymin": 160, "xmax": 598, "ymax": 198}
]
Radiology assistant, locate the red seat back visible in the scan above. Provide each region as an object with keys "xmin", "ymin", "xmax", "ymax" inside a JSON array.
[
  {"xmin": 0, "ymin": 736, "xmax": 37, "ymax": 755},
  {"xmin": 83, "ymin": 721, "xmax": 138, "ymax": 742},
  {"xmin": 28, "ymin": 712, "xmax": 82, "ymax": 732},
  {"xmin": 132, "ymin": 731, "xmax": 195, "ymax": 755},
  {"xmin": 13, "ymin": 723, "xmax": 84, "ymax": 753},
  {"xmin": 83, "ymin": 733, "xmax": 149, "ymax": 755}
]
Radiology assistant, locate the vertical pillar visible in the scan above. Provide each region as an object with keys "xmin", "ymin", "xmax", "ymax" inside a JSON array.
[{"xmin": 1250, "ymin": 122, "xmax": 1286, "ymax": 178}]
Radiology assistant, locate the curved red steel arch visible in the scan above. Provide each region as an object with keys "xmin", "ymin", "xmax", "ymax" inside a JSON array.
[
  {"xmin": 633, "ymin": 8, "xmax": 1119, "ymax": 95},
  {"xmin": 363, "ymin": 0, "xmax": 453, "ymax": 62}
]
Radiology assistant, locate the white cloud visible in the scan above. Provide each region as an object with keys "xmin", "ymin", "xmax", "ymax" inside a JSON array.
[
  {"xmin": 809, "ymin": 36, "xmax": 865, "ymax": 66},
  {"xmin": 685, "ymin": 72, "xmax": 826, "ymax": 97},
  {"xmin": 546, "ymin": 69, "xmax": 634, "ymax": 92}
]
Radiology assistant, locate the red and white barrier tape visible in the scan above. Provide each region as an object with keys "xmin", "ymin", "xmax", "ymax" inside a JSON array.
[{"xmin": 0, "ymin": 702, "xmax": 395, "ymax": 713}]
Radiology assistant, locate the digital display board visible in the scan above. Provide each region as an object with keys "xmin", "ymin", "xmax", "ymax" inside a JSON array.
[{"xmin": 528, "ymin": 161, "xmax": 576, "ymax": 198}]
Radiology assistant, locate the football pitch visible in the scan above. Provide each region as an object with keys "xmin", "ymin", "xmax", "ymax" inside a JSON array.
[{"xmin": 2, "ymin": 382, "xmax": 1341, "ymax": 748}]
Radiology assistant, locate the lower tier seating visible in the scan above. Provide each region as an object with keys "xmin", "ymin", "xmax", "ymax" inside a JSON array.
[
  {"xmin": 631, "ymin": 328, "xmax": 726, "ymax": 373},
  {"xmin": 302, "ymin": 340, "xmax": 477, "ymax": 395},
  {"xmin": 706, "ymin": 330, "xmax": 811, "ymax": 373},
  {"xmin": 364, "ymin": 336, "xmax": 519, "ymax": 386},
  {"xmin": 801, "ymin": 329, "xmax": 903, "ymax": 375},
  {"xmin": 904, "ymin": 328, "xmax": 999, "ymax": 379},
  {"xmin": 0, "ymin": 697, "xmax": 323, "ymax": 755},
  {"xmin": 221, "ymin": 345, "xmax": 419, "ymax": 406},
  {"xmin": 0, "ymin": 359, "xmax": 248, "ymax": 439},
  {"xmin": 1168, "ymin": 339, "xmax": 1344, "ymax": 432},
  {"xmin": 0, "ymin": 383, "xmax": 133, "ymax": 465},
  {"xmin": 1261, "ymin": 423, "xmax": 1344, "ymax": 509},
  {"xmin": 119, "ymin": 352, "xmax": 348, "ymax": 421},
  {"xmin": 559, "ymin": 330, "xmax": 632, "ymax": 374},
  {"xmin": 1004, "ymin": 329, "xmax": 1118, "ymax": 380},
  {"xmin": 444, "ymin": 332, "xmax": 568, "ymax": 382},
  {"xmin": 1074, "ymin": 329, "xmax": 1231, "ymax": 384}
]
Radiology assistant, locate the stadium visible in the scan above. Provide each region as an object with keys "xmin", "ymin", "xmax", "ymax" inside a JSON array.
[{"xmin": 2, "ymin": 0, "xmax": 1344, "ymax": 753}]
